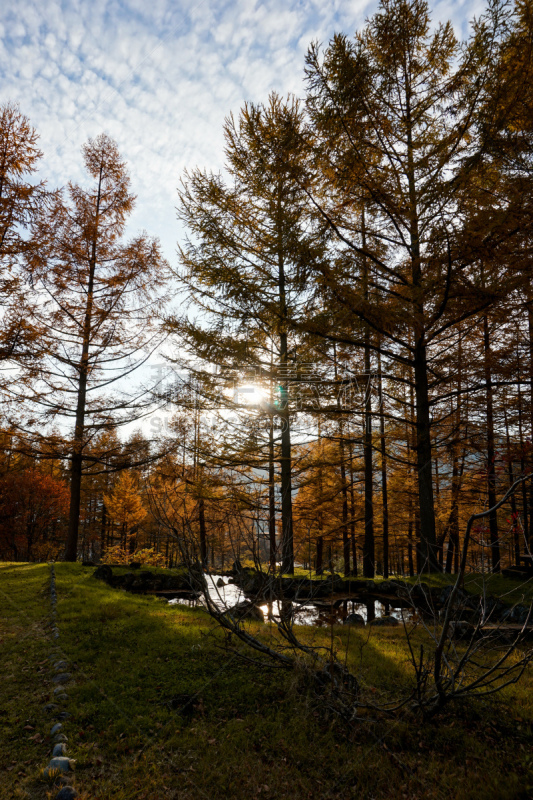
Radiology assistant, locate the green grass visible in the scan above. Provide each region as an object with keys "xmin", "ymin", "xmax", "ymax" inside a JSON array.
[
  {"xmin": 292, "ymin": 568, "xmax": 533, "ymax": 609},
  {"xmin": 2, "ymin": 562, "xmax": 533, "ymax": 799},
  {"xmin": 0, "ymin": 564, "xmax": 54, "ymax": 799}
]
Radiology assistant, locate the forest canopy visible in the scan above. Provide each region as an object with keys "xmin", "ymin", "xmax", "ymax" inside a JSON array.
[{"xmin": 1, "ymin": 0, "xmax": 532, "ymax": 583}]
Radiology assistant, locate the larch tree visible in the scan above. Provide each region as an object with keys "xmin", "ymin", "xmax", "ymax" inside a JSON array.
[
  {"xmin": 302, "ymin": 0, "xmax": 517, "ymax": 571},
  {"xmin": 169, "ymin": 94, "xmax": 324, "ymax": 574},
  {"xmin": 27, "ymin": 134, "xmax": 170, "ymax": 561},
  {"xmin": 104, "ymin": 470, "xmax": 146, "ymax": 553},
  {"xmin": 0, "ymin": 102, "xmax": 45, "ymax": 377}
]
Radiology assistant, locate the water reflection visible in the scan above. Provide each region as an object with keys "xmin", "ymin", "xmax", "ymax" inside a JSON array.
[
  {"xmin": 167, "ymin": 575, "xmax": 415, "ymax": 626},
  {"xmin": 168, "ymin": 574, "xmax": 243, "ymax": 609}
]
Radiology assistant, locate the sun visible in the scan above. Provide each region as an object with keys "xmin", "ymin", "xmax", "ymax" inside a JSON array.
[{"xmin": 236, "ymin": 384, "xmax": 268, "ymax": 405}]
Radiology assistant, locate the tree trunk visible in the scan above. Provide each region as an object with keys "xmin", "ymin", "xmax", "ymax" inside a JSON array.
[
  {"xmin": 65, "ymin": 166, "xmax": 103, "ymax": 562},
  {"xmin": 279, "ymin": 390, "xmax": 293, "ymax": 574},
  {"xmin": 349, "ymin": 439, "xmax": 357, "ymax": 576},
  {"xmin": 316, "ymin": 536, "xmax": 323, "ymax": 574},
  {"xmin": 277, "ymin": 188, "xmax": 294, "ymax": 575},
  {"xmin": 198, "ymin": 493, "xmax": 208, "ymax": 568},
  {"xmin": 517, "ymin": 366, "xmax": 529, "ymax": 549},
  {"xmin": 527, "ymin": 290, "xmax": 533, "ymax": 547},
  {"xmin": 316, "ymin": 418, "xmax": 325, "ymax": 575},
  {"xmin": 268, "ymin": 415, "xmax": 277, "ymax": 570},
  {"xmin": 334, "ymin": 345, "xmax": 350, "ymax": 576},
  {"xmin": 413, "ymin": 338, "xmax": 438, "ymax": 571},
  {"xmin": 504, "ymin": 403, "xmax": 520, "ymax": 567},
  {"xmin": 405, "ymin": 89, "xmax": 438, "ymax": 573},
  {"xmin": 361, "ymin": 211, "xmax": 374, "ymax": 577},
  {"xmin": 377, "ymin": 351, "xmax": 389, "ymax": 578},
  {"xmin": 483, "ymin": 314, "xmax": 500, "ymax": 572}
]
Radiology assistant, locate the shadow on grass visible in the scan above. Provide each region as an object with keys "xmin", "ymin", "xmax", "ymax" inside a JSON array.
[{"xmin": 19, "ymin": 563, "xmax": 532, "ymax": 800}]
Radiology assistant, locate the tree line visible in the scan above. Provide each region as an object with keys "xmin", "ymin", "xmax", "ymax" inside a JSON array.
[{"xmin": 1, "ymin": 0, "xmax": 532, "ymax": 578}]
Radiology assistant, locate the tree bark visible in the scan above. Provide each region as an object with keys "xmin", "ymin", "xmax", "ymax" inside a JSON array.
[
  {"xmin": 483, "ymin": 313, "xmax": 500, "ymax": 572},
  {"xmin": 362, "ymin": 211, "xmax": 374, "ymax": 577},
  {"xmin": 277, "ymin": 189, "xmax": 294, "ymax": 575},
  {"xmin": 413, "ymin": 338, "xmax": 438, "ymax": 571},
  {"xmin": 334, "ymin": 343, "xmax": 350, "ymax": 576},
  {"xmin": 517, "ymin": 364, "xmax": 529, "ymax": 549},
  {"xmin": 405, "ymin": 89, "xmax": 438, "ymax": 573},
  {"xmin": 65, "ymin": 166, "xmax": 103, "ymax": 561},
  {"xmin": 349, "ymin": 439, "xmax": 357, "ymax": 576},
  {"xmin": 377, "ymin": 351, "xmax": 389, "ymax": 578},
  {"xmin": 268, "ymin": 415, "xmax": 277, "ymax": 570},
  {"xmin": 198, "ymin": 492, "xmax": 208, "ymax": 568},
  {"xmin": 504, "ymin": 403, "xmax": 520, "ymax": 567},
  {"xmin": 527, "ymin": 290, "xmax": 533, "ymax": 546}
]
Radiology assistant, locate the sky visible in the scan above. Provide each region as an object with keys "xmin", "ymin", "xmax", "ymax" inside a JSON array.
[{"xmin": 1, "ymin": 0, "xmax": 486, "ymax": 265}]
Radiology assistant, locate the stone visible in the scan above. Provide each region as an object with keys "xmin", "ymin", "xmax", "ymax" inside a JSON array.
[
  {"xmin": 514, "ymin": 605, "xmax": 531, "ymax": 625},
  {"xmin": 216, "ymin": 578, "xmax": 225, "ymax": 588},
  {"xmin": 377, "ymin": 581, "xmax": 398, "ymax": 595},
  {"xmin": 450, "ymin": 621, "xmax": 475, "ymax": 639},
  {"xmin": 44, "ymin": 703, "xmax": 59, "ymax": 713},
  {"xmin": 122, "ymin": 572, "xmax": 136, "ymax": 588},
  {"xmin": 410, "ymin": 582, "xmax": 431, "ymax": 603},
  {"xmin": 93, "ymin": 564, "xmax": 113, "ymax": 582},
  {"xmin": 54, "ymin": 686, "xmax": 66, "ymax": 695},
  {"xmin": 227, "ymin": 602, "xmax": 264, "ymax": 623},
  {"xmin": 45, "ymin": 756, "xmax": 70, "ymax": 774},
  {"xmin": 369, "ymin": 615, "xmax": 400, "ymax": 627},
  {"xmin": 53, "ymin": 673, "xmax": 71, "ymax": 684},
  {"xmin": 52, "ymin": 742, "xmax": 67, "ymax": 757},
  {"xmin": 485, "ymin": 598, "xmax": 506, "ymax": 620},
  {"xmin": 55, "ymin": 788, "xmax": 78, "ymax": 800},
  {"xmin": 344, "ymin": 613, "xmax": 365, "ymax": 626},
  {"xmin": 56, "ymin": 693, "xmax": 69, "ymax": 703},
  {"xmin": 139, "ymin": 570, "xmax": 155, "ymax": 581},
  {"xmin": 315, "ymin": 662, "xmax": 358, "ymax": 693},
  {"xmin": 55, "ymin": 711, "xmax": 71, "ymax": 720},
  {"xmin": 438, "ymin": 584, "xmax": 470, "ymax": 607},
  {"xmin": 324, "ymin": 573, "xmax": 345, "ymax": 591},
  {"xmin": 53, "ymin": 661, "xmax": 68, "ymax": 671},
  {"xmin": 50, "ymin": 723, "xmax": 63, "ymax": 736},
  {"xmin": 53, "ymin": 734, "xmax": 69, "ymax": 744}
]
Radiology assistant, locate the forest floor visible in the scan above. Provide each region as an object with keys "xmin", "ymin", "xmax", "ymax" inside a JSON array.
[{"xmin": 1, "ymin": 562, "xmax": 533, "ymax": 800}]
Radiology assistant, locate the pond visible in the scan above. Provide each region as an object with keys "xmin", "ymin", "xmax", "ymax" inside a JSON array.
[{"xmin": 167, "ymin": 575, "xmax": 415, "ymax": 626}]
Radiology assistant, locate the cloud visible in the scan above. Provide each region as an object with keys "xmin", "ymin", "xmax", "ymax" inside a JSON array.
[{"xmin": 0, "ymin": 0, "xmax": 484, "ymax": 262}]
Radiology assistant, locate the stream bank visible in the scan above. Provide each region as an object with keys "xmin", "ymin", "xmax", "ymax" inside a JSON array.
[{"xmin": 91, "ymin": 564, "xmax": 532, "ymax": 628}]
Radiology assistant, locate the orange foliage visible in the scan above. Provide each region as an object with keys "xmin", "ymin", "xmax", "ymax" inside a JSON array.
[{"xmin": 0, "ymin": 469, "xmax": 69, "ymax": 560}]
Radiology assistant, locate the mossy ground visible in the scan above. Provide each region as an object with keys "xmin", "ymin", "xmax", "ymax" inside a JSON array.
[
  {"xmin": 2, "ymin": 562, "xmax": 533, "ymax": 799},
  {"xmin": 282, "ymin": 566, "xmax": 533, "ymax": 607}
]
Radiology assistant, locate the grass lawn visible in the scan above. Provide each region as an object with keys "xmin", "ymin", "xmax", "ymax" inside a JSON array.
[{"xmin": 1, "ymin": 562, "xmax": 533, "ymax": 799}]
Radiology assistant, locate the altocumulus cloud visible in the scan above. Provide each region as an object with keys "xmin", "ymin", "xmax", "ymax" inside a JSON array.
[{"xmin": 1, "ymin": 0, "xmax": 484, "ymax": 261}]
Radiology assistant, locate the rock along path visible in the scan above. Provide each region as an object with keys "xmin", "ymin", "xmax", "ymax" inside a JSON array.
[{"xmin": 42, "ymin": 563, "xmax": 78, "ymax": 800}]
